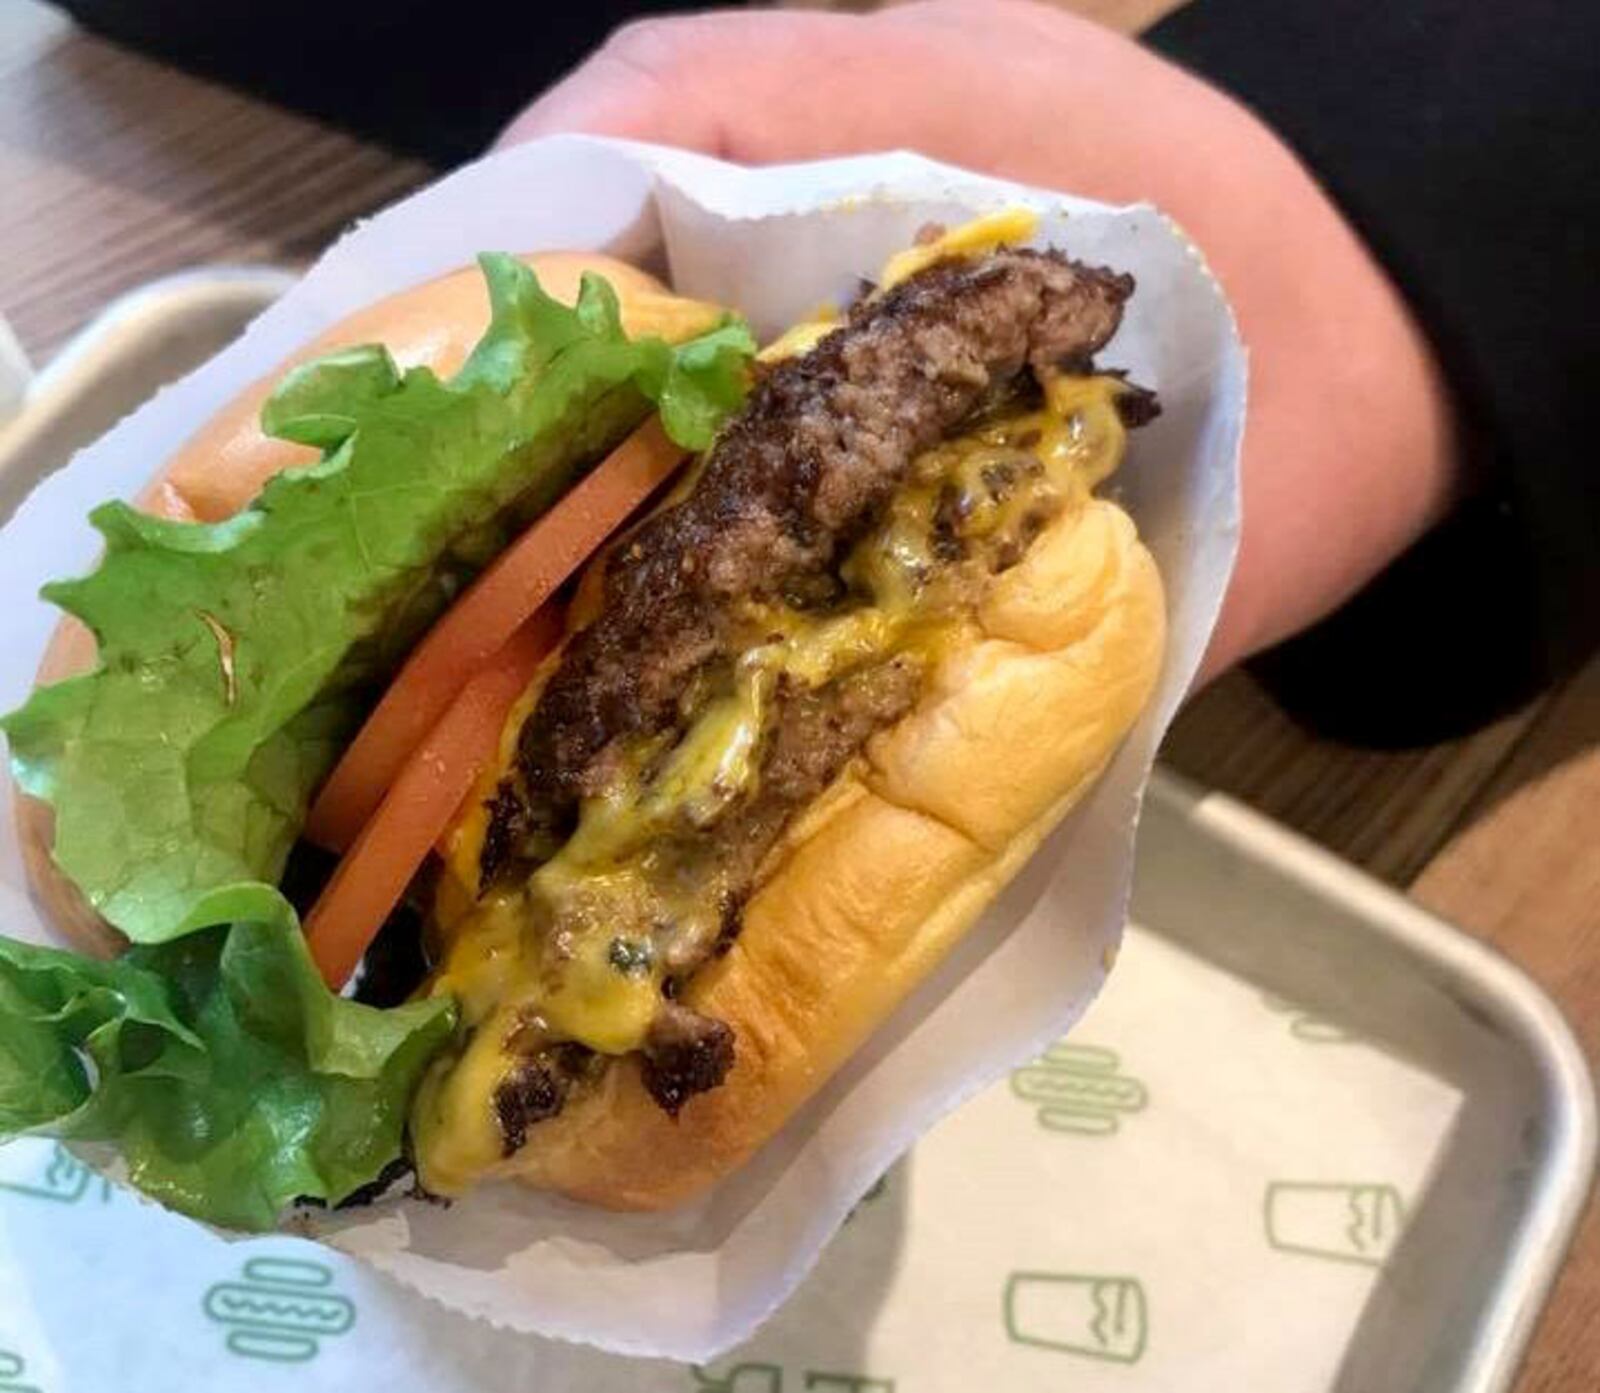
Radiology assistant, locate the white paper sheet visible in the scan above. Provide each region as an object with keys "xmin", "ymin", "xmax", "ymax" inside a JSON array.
[
  {"xmin": 0, "ymin": 137, "xmax": 1244, "ymax": 1360},
  {"xmin": 0, "ymin": 925, "xmax": 1461, "ymax": 1391}
]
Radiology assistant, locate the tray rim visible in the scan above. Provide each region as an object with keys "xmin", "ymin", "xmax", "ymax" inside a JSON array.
[{"xmin": 0, "ymin": 265, "xmax": 298, "ymax": 524}]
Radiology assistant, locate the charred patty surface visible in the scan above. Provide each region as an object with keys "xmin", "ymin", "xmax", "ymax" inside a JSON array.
[
  {"xmin": 479, "ymin": 247, "xmax": 1139, "ymax": 1134},
  {"xmin": 518, "ymin": 249, "xmax": 1133, "ymax": 813}
]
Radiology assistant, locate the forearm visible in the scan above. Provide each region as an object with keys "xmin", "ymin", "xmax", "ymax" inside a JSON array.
[{"xmin": 1150, "ymin": 98, "xmax": 1460, "ymax": 680}]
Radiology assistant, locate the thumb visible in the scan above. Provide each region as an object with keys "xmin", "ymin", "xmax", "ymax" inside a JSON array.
[
  {"xmin": 494, "ymin": 8, "xmax": 939, "ymax": 159},
  {"xmin": 495, "ymin": 16, "xmax": 747, "ymax": 154}
]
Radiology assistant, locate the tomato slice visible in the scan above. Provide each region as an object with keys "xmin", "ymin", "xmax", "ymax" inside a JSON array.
[
  {"xmin": 303, "ymin": 613, "xmax": 558, "ymax": 990},
  {"xmin": 305, "ymin": 416, "xmax": 687, "ymax": 852}
]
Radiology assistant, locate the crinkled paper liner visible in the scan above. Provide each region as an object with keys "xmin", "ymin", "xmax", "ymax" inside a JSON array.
[{"xmin": 0, "ymin": 137, "xmax": 1244, "ymax": 1361}]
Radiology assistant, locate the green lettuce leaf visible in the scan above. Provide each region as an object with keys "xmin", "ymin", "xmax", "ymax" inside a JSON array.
[
  {"xmin": 1, "ymin": 255, "xmax": 755, "ymax": 944},
  {"xmin": 0, "ymin": 913, "xmax": 455, "ymax": 1230}
]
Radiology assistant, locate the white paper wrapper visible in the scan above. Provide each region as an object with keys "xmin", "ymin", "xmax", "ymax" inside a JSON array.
[
  {"xmin": 0, "ymin": 137, "xmax": 1244, "ymax": 1361},
  {"xmin": 0, "ymin": 924, "xmax": 1461, "ymax": 1392}
]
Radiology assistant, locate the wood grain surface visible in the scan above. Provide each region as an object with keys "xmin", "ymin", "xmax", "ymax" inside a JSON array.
[{"xmin": 0, "ymin": 1, "xmax": 1593, "ymax": 1387}]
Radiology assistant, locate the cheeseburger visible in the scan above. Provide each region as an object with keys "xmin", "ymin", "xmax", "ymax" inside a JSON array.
[{"xmin": 0, "ymin": 211, "xmax": 1164, "ymax": 1227}]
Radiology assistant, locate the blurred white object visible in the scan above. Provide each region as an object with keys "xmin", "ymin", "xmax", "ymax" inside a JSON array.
[
  {"xmin": 0, "ymin": 268, "xmax": 294, "ymax": 525},
  {"xmin": 0, "ymin": 313, "xmax": 30, "ymax": 428}
]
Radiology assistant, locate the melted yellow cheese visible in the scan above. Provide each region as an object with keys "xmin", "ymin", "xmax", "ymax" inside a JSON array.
[
  {"xmin": 412, "ymin": 1000, "xmax": 520, "ymax": 1191},
  {"xmin": 414, "ymin": 367, "xmax": 1130, "ymax": 1191},
  {"xmin": 877, "ymin": 207, "xmax": 1040, "ymax": 292},
  {"xmin": 437, "ymin": 673, "xmax": 547, "ymax": 921},
  {"xmin": 756, "ymin": 305, "xmax": 840, "ymax": 364},
  {"xmin": 534, "ymin": 880, "xmax": 662, "ymax": 1052}
]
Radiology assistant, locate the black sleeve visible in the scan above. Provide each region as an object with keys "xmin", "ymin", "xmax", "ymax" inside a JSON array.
[
  {"xmin": 1147, "ymin": 0, "xmax": 1600, "ymax": 743},
  {"xmin": 54, "ymin": 0, "xmax": 1600, "ymax": 741},
  {"xmin": 49, "ymin": 0, "xmax": 685, "ymax": 165}
]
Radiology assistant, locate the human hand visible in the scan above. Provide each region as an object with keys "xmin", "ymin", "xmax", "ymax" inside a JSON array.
[{"xmin": 503, "ymin": 0, "xmax": 1459, "ymax": 684}]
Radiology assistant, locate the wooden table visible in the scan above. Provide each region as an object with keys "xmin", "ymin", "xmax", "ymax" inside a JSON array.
[{"xmin": 2, "ymin": 3, "xmax": 1595, "ymax": 1386}]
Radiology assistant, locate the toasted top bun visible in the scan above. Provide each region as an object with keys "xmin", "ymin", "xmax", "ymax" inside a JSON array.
[
  {"xmin": 17, "ymin": 253, "xmax": 723, "ymax": 958},
  {"xmin": 459, "ymin": 492, "xmax": 1166, "ymax": 1209}
]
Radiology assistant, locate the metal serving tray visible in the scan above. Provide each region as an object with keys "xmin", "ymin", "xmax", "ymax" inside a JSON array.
[
  {"xmin": 0, "ymin": 274, "xmax": 1592, "ymax": 1393},
  {"xmin": 1137, "ymin": 776, "xmax": 1595, "ymax": 1392}
]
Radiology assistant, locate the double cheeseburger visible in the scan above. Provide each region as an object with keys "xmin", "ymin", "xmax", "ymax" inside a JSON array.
[{"xmin": 4, "ymin": 211, "xmax": 1164, "ymax": 1221}]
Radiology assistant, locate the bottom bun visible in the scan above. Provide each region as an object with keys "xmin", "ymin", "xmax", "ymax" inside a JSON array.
[{"xmin": 496, "ymin": 495, "xmax": 1166, "ymax": 1209}]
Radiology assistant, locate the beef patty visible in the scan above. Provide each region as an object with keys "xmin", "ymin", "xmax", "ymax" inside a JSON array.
[
  {"xmin": 480, "ymin": 246, "xmax": 1138, "ymax": 1142},
  {"xmin": 518, "ymin": 248, "xmax": 1133, "ymax": 817}
]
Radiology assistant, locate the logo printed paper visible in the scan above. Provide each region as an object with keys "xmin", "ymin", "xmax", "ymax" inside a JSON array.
[
  {"xmin": 0, "ymin": 1349, "xmax": 40, "ymax": 1393},
  {"xmin": 690, "ymin": 1364, "xmax": 784, "ymax": 1393},
  {"xmin": 1004, "ymin": 1271, "xmax": 1148, "ymax": 1363},
  {"xmin": 690, "ymin": 1365, "xmax": 896, "ymax": 1391},
  {"xmin": 0, "ymin": 1142, "xmax": 112, "ymax": 1206},
  {"xmin": 1264, "ymin": 1182, "xmax": 1406, "ymax": 1267},
  {"xmin": 803, "ymin": 1375, "xmax": 894, "ymax": 1392},
  {"xmin": 1260, "ymin": 993, "xmax": 1359, "ymax": 1044},
  {"xmin": 203, "ymin": 1256, "xmax": 356, "ymax": 1361},
  {"xmin": 1009, "ymin": 1042, "xmax": 1148, "ymax": 1135}
]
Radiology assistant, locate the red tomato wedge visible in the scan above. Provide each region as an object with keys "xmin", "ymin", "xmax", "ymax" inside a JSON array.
[
  {"xmin": 304, "ymin": 613, "xmax": 558, "ymax": 990},
  {"xmin": 305, "ymin": 415, "xmax": 688, "ymax": 853}
]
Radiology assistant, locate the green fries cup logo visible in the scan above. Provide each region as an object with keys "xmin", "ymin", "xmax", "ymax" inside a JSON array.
[
  {"xmin": 690, "ymin": 1363, "xmax": 785, "ymax": 1393},
  {"xmin": 690, "ymin": 1366, "xmax": 894, "ymax": 1391},
  {"xmin": 803, "ymin": 1376, "xmax": 894, "ymax": 1392},
  {"xmin": 1260, "ymin": 993, "xmax": 1359, "ymax": 1044},
  {"xmin": 0, "ymin": 1141, "xmax": 112, "ymax": 1205},
  {"xmin": 1264, "ymin": 1182, "xmax": 1406, "ymax": 1267},
  {"xmin": 1009, "ymin": 1043, "xmax": 1148, "ymax": 1135},
  {"xmin": 0, "ymin": 1349, "xmax": 41, "ymax": 1393},
  {"xmin": 203, "ymin": 1256, "xmax": 355, "ymax": 1361},
  {"xmin": 1003, "ymin": 1271, "xmax": 1148, "ymax": 1364}
]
